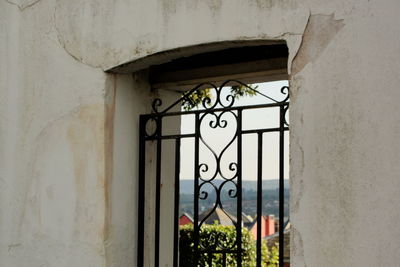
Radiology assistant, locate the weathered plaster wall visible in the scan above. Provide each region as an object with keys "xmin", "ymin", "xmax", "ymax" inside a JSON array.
[
  {"xmin": 290, "ymin": 3, "xmax": 400, "ymax": 266},
  {"xmin": 105, "ymin": 72, "xmax": 154, "ymax": 267},
  {"xmin": 1, "ymin": 0, "xmax": 400, "ymax": 266},
  {"xmin": 0, "ymin": 1, "xmax": 114, "ymax": 266},
  {"xmin": 52, "ymin": 0, "xmax": 309, "ymax": 71}
]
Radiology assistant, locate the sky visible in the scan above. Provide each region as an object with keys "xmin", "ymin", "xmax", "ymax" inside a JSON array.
[{"xmin": 179, "ymin": 80, "xmax": 289, "ymax": 181}]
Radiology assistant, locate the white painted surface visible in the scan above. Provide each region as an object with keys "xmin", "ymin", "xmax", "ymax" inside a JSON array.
[
  {"xmin": 106, "ymin": 73, "xmax": 151, "ymax": 267},
  {"xmin": 1, "ymin": 0, "xmax": 400, "ymax": 266}
]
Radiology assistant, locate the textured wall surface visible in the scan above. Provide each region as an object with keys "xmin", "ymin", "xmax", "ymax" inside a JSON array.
[{"xmin": 1, "ymin": 0, "xmax": 400, "ymax": 266}]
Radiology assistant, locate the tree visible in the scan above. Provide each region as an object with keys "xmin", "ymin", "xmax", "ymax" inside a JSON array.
[
  {"xmin": 182, "ymin": 85, "xmax": 257, "ymax": 111},
  {"xmin": 179, "ymin": 223, "xmax": 279, "ymax": 266}
]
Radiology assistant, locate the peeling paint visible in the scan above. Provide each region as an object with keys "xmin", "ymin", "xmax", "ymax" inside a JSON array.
[
  {"xmin": 8, "ymin": 243, "xmax": 22, "ymax": 254},
  {"xmin": 291, "ymin": 227, "xmax": 305, "ymax": 263},
  {"xmin": 161, "ymin": 0, "xmax": 178, "ymax": 15},
  {"xmin": 206, "ymin": 0, "xmax": 222, "ymax": 16},
  {"xmin": 255, "ymin": 0, "xmax": 274, "ymax": 9},
  {"xmin": 291, "ymin": 174, "xmax": 304, "ymax": 213},
  {"xmin": 292, "ymin": 14, "xmax": 345, "ymax": 74},
  {"xmin": 131, "ymin": 34, "xmax": 159, "ymax": 58}
]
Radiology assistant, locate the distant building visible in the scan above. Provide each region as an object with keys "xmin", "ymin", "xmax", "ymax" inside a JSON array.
[
  {"xmin": 246, "ymin": 215, "xmax": 276, "ymax": 240},
  {"xmin": 198, "ymin": 207, "xmax": 237, "ymax": 226},
  {"xmin": 196, "ymin": 208, "xmax": 275, "ymax": 240},
  {"xmin": 179, "ymin": 213, "xmax": 194, "ymax": 225}
]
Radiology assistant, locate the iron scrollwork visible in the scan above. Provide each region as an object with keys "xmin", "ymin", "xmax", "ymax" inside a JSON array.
[
  {"xmin": 138, "ymin": 79, "xmax": 290, "ymax": 267},
  {"xmin": 150, "ymin": 79, "xmax": 289, "ymax": 115}
]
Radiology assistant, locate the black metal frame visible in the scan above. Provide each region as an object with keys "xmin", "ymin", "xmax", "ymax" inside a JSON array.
[{"xmin": 137, "ymin": 80, "xmax": 289, "ymax": 267}]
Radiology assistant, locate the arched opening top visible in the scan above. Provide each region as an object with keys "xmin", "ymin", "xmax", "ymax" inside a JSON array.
[{"xmin": 106, "ymin": 40, "xmax": 288, "ymax": 89}]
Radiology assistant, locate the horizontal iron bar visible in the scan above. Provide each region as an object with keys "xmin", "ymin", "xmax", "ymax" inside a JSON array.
[
  {"xmin": 144, "ymin": 127, "xmax": 288, "ymax": 141},
  {"xmin": 145, "ymin": 133, "xmax": 196, "ymax": 140},
  {"xmin": 145, "ymin": 127, "xmax": 289, "ymax": 141},
  {"xmin": 145, "ymin": 101, "xmax": 289, "ymax": 118},
  {"xmin": 242, "ymin": 127, "xmax": 289, "ymax": 134}
]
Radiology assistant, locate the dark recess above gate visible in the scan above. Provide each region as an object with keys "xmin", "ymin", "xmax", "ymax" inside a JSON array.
[{"xmin": 106, "ymin": 41, "xmax": 288, "ymax": 90}]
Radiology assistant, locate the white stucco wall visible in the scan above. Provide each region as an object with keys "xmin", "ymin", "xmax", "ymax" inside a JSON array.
[
  {"xmin": 1, "ymin": 0, "xmax": 400, "ymax": 266},
  {"xmin": 0, "ymin": 1, "xmax": 115, "ymax": 266},
  {"xmin": 105, "ymin": 72, "xmax": 150, "ymax": 267}
]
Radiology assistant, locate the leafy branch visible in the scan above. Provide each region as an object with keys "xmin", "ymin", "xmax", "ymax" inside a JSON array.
[{"xmin": 182, "ymin": 85, "xmax": 258, "ymax": 111}]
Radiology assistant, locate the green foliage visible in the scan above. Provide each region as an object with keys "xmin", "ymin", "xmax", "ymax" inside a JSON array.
[
  {"xmin": 182, "ymin": 85, "xmax": 257, "ymax": 111},
  {"xmin": 182, "ymin": 88, "xmax": 212, "ymax": 111},
  {"xmin": 262, "ymin": 242, "xmax": 279, "ymax": 267},
  {"xmin": 230, "ymin": 85, "xmax": 258, "ymax": 99},
  {"xmin": 179, "ymin": 223, "xmax": 278, "ymax": 266}
]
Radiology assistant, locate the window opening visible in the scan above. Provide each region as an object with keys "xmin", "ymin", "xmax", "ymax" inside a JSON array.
[{"xmin": 138, "ymin": 79, "xmax": 289, "ymax": 267}]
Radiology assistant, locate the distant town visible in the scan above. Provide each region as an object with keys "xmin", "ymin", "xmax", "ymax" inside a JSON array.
[
  {"xmin": 178, "ymin": 179, "xmax": 291, "ymax": 266},
  {"xmin": 179, "ymin": 179, "xmax": 289, "ymax": 219}
]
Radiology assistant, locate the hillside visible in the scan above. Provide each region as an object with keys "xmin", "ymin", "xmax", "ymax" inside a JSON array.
[
  {"xmin": 179, "ymin": 179, "xmax": 290, "ymax": 218},
  {"xmin": 180, "ymin": 179, "xmax": 289, "ymax": 194}
]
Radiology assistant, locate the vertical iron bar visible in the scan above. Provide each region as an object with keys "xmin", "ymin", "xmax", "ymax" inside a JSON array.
[
  {"xmin": 137, "ymin": 115, "xmax": 146, "ymax": 267},
  {"xmin": 237, "ymin": 109, "xmax": 243, "ymax": 267},
  {"xmin": 279, "ymin": 106, "xmax": 285, "ymax": 267},
  {"xmin": 193, "ymin": 113, "xmax": 200, "ymax": 266},
  {"xmin": 173, "ymin": 138, "xmax": 181, "ymax": 267},
  {"xmin": 256, "ymin": 132, "xmax": 263, "ymax": 267},
  {"xmin": 223, "ymin": 253, "xmax": 227, "ymax": 266},
  {"xmin": 155, "ymin": 116, "xmax": 162, "ymax": 267}
]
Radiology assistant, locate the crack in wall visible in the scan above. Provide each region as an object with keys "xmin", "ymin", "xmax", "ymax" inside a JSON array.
[
  {"xmin": 4, "ymin": 0, "xmax": 42, "ymax": 11},
  {"xmin": 52, "ymin": 3, "xmax": 103, "ymax": 70},
  {"xmin": 291, "ymin": 12, "xmax": 311, "ymax": 65},
  {"xmin": 54, "ymin": 26, "xmax": 101, "ymax": 70},
  {"xmin": 292, "ymin": 226, "xmax": 308, "ymax": 267},
  {"xmin": 291, "ymin": 13, "xmax": 345, "ymax": 74}
]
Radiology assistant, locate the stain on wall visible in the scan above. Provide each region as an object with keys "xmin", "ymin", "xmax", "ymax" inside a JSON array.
[{"xmin": 103, "ymin": 75, "xmax": 117, "ymax": 244}]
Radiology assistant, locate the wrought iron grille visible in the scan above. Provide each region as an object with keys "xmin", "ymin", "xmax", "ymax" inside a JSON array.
[{"xmin": 138, "ymin": 80, "xmax": 289, "ymax": 267}]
